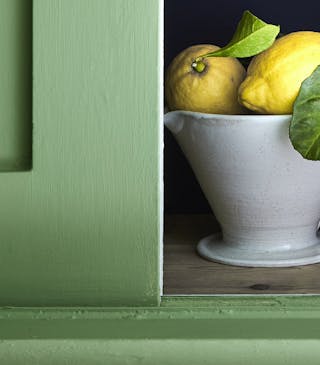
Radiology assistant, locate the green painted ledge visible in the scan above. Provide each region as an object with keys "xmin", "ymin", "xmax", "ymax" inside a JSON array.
[{"xmin": 1, "ymin": 296, "xmax": 320, "ymax": 364}]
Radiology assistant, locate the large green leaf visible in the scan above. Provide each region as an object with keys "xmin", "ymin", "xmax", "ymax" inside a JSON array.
[
  {"xmin": 290, "ymin": 65, "xmax": 320, "ymax": 160},
  {"xmin": 200, "ymin": 10, "xmax": 280, "ymax": 59}
]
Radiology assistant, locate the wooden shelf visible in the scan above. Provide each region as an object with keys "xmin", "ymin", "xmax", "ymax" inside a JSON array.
[{"xmin": 164, "ymin": 214, "xmax": 320, "ymax": 295}]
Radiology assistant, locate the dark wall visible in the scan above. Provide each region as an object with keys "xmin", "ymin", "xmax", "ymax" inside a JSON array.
[{"xmin": 164, "ymin": 0, "xmax": 320, "ymax": 213}]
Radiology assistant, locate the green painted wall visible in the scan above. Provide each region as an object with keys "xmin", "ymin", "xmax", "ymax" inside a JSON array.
[
  {"xmin": 0, "ymin": 0, "xmax": 161, "ymax": 306},
  {"xmin": 0, "ymin": 0, "xmax": 32, "ymax": 171}
]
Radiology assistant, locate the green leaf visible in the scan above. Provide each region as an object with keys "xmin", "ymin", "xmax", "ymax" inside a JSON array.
[
  {"xmin": 289, "ymin": 65, "xmax": 320, "ymax": 161},
  {"xmin": 200, "ymin": 10, "xmax": 280, "ymax": 59}
]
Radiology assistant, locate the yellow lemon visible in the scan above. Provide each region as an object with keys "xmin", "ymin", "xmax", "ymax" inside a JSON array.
[
  {"xmin": 165, "ymin": 44, "xmax": 246, "ymax": 114},
  {"xmin": 238, "ymin": 31, "xmax": 320, "ymax": 114}
]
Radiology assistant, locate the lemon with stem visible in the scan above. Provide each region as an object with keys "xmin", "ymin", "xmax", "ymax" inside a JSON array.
[{"xmin": 165, "ymin": 44, "xmax": 247, "ymax": 115}]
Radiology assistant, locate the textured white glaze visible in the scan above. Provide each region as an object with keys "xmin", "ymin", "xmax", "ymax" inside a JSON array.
[{"xmin": 164, "ymin": 111, "xmax": 320, "ymax": 267}]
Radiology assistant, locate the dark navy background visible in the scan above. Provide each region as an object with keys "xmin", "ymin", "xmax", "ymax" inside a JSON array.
[{"xmin": 164, "ymin": 0, "xmax": 320, "ymax": 213}]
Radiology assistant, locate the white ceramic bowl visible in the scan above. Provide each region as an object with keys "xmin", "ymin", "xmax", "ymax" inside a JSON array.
[{"xmin": 164, "ymin": 110, "xmax": 320, "ymax": 267}]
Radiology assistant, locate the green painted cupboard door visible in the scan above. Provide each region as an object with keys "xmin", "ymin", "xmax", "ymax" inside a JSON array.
[{"xmin": 0, "ymin": 0, "xmax": 162, "ymax": 306}]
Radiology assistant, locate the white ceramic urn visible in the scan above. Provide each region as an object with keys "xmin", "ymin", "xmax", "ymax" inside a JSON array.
[{"xmin": 164, "ymin": 110, "xmax": 320, "ymax": 267}]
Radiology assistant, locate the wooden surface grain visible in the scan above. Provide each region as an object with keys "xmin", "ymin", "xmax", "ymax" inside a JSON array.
[{"xmin": 164, "ymin": 214, "xmax": 320, "ymax": 294}]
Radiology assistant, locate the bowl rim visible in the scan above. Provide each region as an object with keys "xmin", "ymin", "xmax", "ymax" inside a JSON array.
[{"xmin": 164, "ymin": 109, "xmax": 292, "ymax": 121}]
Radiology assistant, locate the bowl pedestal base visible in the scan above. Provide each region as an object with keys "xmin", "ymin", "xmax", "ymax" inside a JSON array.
[{"xmin": 197, "ymin": 232, "xmax": 320, "ymax": 267}]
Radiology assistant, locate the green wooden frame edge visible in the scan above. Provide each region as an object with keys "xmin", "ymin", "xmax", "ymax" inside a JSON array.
[
  {"xmin": 2, "ymin": 295, "xmax": 320, "ymax": 321},
  {"xmin": 2, "ymin": 297, "xmax": 320, "ymax": 364},
  {"xmin": 1, "ymin": 295, "xmax": 320, "ymax": 334}
]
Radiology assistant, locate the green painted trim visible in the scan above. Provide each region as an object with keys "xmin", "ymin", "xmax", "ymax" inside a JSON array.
[
  {"xmin": 1, "ymin": 304, "xmax": 320, "ymax": 364},
  {"xmin": 1, "ymin": 340, "xmax": 320, "ymax": 365},
  {"xmin": 1, "ymin": 301, "xmax": 320, "ymax": 337},
  {"xmin": 3, "ymin": 294, "xmax": 320, "ymax": 322}
]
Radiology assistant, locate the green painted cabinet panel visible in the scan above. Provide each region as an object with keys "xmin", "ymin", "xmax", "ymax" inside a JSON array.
[
  {"xmin": 0, "ymin": 0, "xmax": 161, "ymax": 306},
  {"xmin": 0, "ymin": 0, "xmax": 32, "ymax": 171}
]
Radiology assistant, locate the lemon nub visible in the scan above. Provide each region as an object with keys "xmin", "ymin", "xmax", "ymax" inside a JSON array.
[{"xmin": 192, "ymin": 60, "xmax": 206, "ymax": 73}]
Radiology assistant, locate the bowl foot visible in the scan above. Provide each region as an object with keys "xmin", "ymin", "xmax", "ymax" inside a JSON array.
[{"xmin": 197, "ymin": 233, "xmax": 320, "ymax": 267}]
